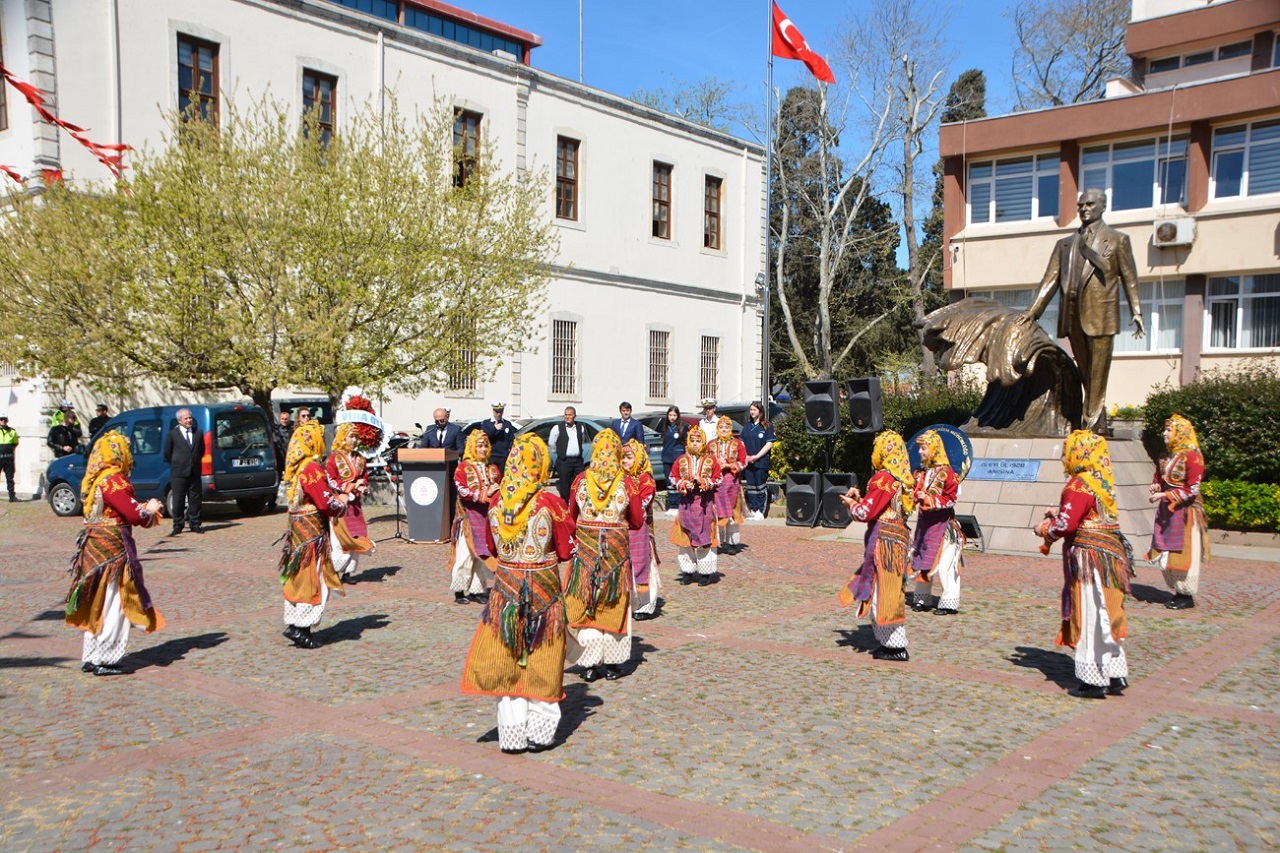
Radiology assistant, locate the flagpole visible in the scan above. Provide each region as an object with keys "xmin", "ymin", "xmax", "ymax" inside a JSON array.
[{"xmin": 760, "ymin": 0, "xmax": 774, "ymax": 412}]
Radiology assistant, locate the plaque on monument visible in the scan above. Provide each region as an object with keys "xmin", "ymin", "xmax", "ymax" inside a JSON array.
[{"xmin": 968, "ymin": 458, "xmax": 1042, "ymax": 482}]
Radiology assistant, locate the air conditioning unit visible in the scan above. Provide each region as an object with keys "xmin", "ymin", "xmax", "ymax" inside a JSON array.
[{"xmin": 1153, "ymin": 217, "xmax": 1195, "ymax": 248}]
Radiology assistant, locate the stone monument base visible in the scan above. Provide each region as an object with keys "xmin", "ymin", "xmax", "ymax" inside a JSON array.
[{"xmin": 957, "ymin": 435, "xmax": 1154, "ymax": 556}]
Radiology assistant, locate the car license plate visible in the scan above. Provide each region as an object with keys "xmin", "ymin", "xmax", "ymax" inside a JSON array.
[{"xmin": 231, "ymin": 457, "xmax": 261, "ymax": 468}]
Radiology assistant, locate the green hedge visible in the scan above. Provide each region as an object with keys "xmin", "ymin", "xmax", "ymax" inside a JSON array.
[
  {"xmin": 1143, "ymin": 364, "xmax": 1280, "ymax": 484},
  {"xmin": 1202, "ymin": 480, "xmax": 1280, "ymax": 533},
  {"xmin": 773, "ymin": 381, "xmax": 983, "ymax": 487}
]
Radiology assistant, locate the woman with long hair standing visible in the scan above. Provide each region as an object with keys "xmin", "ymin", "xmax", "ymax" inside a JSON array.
[
  {"xmin": 659, "ymin": 405, "xmax": 689, "ymax": 516},
  {"xmin": 741, "ymin": 401, "xmax": 775, "ymax": 520}
]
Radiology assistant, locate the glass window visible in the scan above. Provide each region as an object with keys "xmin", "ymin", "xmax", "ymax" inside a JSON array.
[
  {"xmin": 214, "ymin": 411, "xmax": 270, "ymax": 450},
  {"xmin": 302, "ymin": 70, "xmax": 337, "ymax": 146},
  {"xmin": 967, "ymin": 154, "xmax": 1058, "ymax": 225},
  {"xmin": 177, "ymin": 35, "xmax": 219, "ymax": 123},
  {"xmin": 1115, "ymin": 281, "xmax": 1185, "ymax": 353},
  {"xmin": 453, "ymin": 109, "xmax": 482, "ymax": 188},
  {"xmin": 551, "ymin": 319, "xmax": 578, "ymax": 395},
  {"xmin": 703, "ymin": 175, "xmax": 723, "ymax": 249},
  {"xmin": 130, "ymin": 421, "xmax": 164, "ymax": 456},
  {"xmin": 1148, "ymin": 56, "xmax": 1180, "ymax": 73},
  {"xmin": 556, "ymin": 136, "xmax": 579, "ymax": 221},
  {"xmin": 652, "ymin": 162, "xmax": 672, "ymax": 240},
  {"xmin": 1206, "ymin": 274, "xmax": 1280, "ymax": 349},
  {"xmin": 1212, "ymin": 119, "xmax": 1280, "ymax": 198},
  {"xmin": 1217, "ymin": 41, "xmax": 1253, "ymax": 60},
  {"xmin": 699, "ymin": 336, "xmax": 719, "ymax": 401},
  {"xmin": 1184, "ymin": 50, "xmax": 1214, "ymax": 67},
  {"xmin": 332, "ymin": 0, "xmax": 398, "ymax": 22},
  {"xmin": 1079, "ymin": 137, "xmax": 1187, "ymax": 211},
  {"xmin": 648, "ymin": 330, "xmax": 670, "ymax": 400}
]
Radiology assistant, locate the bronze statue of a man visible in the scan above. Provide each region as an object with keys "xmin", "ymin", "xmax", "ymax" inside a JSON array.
[{"xmin": 1023, "ymin": 188, "xmax": 1144, "ymax": 432}]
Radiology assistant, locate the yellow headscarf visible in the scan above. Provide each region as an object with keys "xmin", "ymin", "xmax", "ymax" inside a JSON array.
[
  {"xmin": 916, "ymin": 430, "xmax": 950, "ymax": 469},
  {"xmin": 332, "ymin": 422, "xmax": 357, "ymax": 453},
  {"xmin": 622, "ymin": 437, "xmax": 652, "ymax": 477},
  {"xmin": 81, "ymin": 430, "xmax": 133, "ymax": 518},
  {"xmin": 686, "ymin": 427, "xmax": 707, "ymax": 456},
  {"xmin": 496, "ymin": 434, "xmax": 551, "ymax": 541},
  {"xmin": 1165, "ymin": 414, "xmax": 1199, "ymax": 454},
  {"xmin": 872, "ymin": 431, "xmax": 916, "ymax": 515},
  {"xmin": 1062, "ymin": 429, "xmax": 1118, "ymax": 520},
  {"xmin": 284, "ymin": 420, "xmax": 326, "ymax": 504},
  {"xmin": 463, "ymin": 429, "xmax": 491, "ymax": 464},
  {"xmin": 584, "ymin": 428, "xmax": 624, "ymax": 513}
]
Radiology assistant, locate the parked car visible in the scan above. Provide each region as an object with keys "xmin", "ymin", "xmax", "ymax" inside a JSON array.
[{"xmin": 43, "ymin": 404, "xmax": 279, "ymax": 518}]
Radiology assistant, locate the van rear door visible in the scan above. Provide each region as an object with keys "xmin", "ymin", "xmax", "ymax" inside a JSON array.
[{"xmin": 210, "ymin": 408, "xmax": 276, "ymax": 491}]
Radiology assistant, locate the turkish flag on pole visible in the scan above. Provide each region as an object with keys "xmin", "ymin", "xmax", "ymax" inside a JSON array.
[{"xmin": 771, "ymin": 2, "xmax": 835, "ymax": 84}]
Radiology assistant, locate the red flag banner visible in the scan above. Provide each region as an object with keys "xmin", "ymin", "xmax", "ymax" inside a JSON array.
[{"xmin": 771, "ymin": 2, "xmax": 835, "ymax": 84}]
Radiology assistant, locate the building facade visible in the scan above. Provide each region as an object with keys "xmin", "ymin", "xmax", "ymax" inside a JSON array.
[
  {"xmin": 0, "ymin": 0, "xmax": 765, "ymax": 494},
  {"xmin": 939, "ymin": 0, "xmax": 1279, "ymax": 410}
]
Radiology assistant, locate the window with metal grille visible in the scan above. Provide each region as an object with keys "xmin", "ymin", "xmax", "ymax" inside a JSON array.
[
  {"xmin": 556, "ymin": 136, "xmax": 579, "ymax": 220},
  {"xmin": 648, "ymin": 330, "xmax": 670, "ymax": 400},
  {"xmin": 699, "ymin": 335, "xmax": 719, "ymax": 401},
  {"xmin": 446, "ymin": 344, "xmax": 478, "ymax": 392},
  {"xmin": 177, "ymin": 34, "xmax": 219, "ymax": 123},
  {"xmin": 652, "ymin": 162, "xmax": 672, "ymax": 239},
  {"xmin": 551, "ymin": 319, "xmax": 578, "ymax": 395},
  {"xmin": 302, "ymin": 69, "xmax": 337, "ymax": 146},
  {"xmin": 703, "ymin": 175, "xmax": 722, "ymax": 249},
  {"xmin": 453, "ymin": 109, "xmax": 482, "ymax": 188}
]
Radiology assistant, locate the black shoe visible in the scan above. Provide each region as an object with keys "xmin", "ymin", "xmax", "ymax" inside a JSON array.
[
  {"xmin": 291, "ymin": 626, "xmax": 322, "ymax": 649},
  {"xmin": 603, "ymin": 664, "xmax": 623, "ymax": 680},
  {"xmin": 1166, "ymin": 595, "xmax": 1195, "ymax": 610},
  {"xmin": 454, "ymin": 592, "xmax": 470, "ymax": 604},
  {"xmin": 580, "ymin": 666, "xmax": 601, "ymax": 683},
  {"xmin": 526, "ymin": 741, "xmax": 554, "ymax": 753},
  {"xmin": 81, "ymin": 662, "xmax": 95, "ymax": 673},
  {"xmin": 698, "ymin": 574, "xmax": 714, "ymax": 586},
  {"xmin": 872, "ymin": 647, "xmax": 909, "ymax": 662},
  {"xmin": 716, "ymin": 546, "xmax": 727, "ymax": 555},
  {"xmin": 1075, "ymin": 683, "xmax": 1107, "ymax": 699},
  {"xmin": 93, "ymin": 663, "xmax": 127, "ymax": 676},
  {"xmin": 500, "ymin": 747, "xmax": 527, "ymax": 755},
  {"xmin": 283, "ymin": 625, "xmax": 304, "ymax": 643},
  {"xmin": 170, "ymin": 527, "xmax": 183, "ymax": 536},
  {"xmin": 468, "ymin": 592, "xmax": 488, "ymax": 604},
  {"xmin": 912, "ymin": 602, "xmax": 933, "ymax": 612},
  {"xmin": 934, "ymin": 607, "xmax": 959, "ymax": 616},
  {"xmin": 190, "ymin": 527, "xmax": 204, "ymax": 534},
  {"xmin": 679, "ymin": 574, "xmax": 696, "ymax": 585},
  {"xmin": 632, "ymin": 612, "xmax": 654, "ymax": 621},
  {"xmin": 1107, "ymin": 677, "xmax": 1128, "ymax": 696}
]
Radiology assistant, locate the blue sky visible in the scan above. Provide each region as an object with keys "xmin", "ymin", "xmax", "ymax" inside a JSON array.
[{"xmin": 459, "ymin": 0, "xmax": 1023, "ymax": 121}]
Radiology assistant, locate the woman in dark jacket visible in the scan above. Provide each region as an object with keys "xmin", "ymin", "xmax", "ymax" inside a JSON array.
[{"xmin": 659, "ymin": 406, "xmax": 690, "ymax": 515}]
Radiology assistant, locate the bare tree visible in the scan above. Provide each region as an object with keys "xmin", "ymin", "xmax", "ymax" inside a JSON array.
[
  {"xmin": 631, "ymin": 74, "xmax": 745, "ymax": 133},
  {"xmin": 1011, "ymin": 0, "xmax": 1131, "ymax": 110}
]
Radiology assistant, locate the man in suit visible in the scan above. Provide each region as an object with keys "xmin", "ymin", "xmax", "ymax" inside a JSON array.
[
  {"xmin": 1025, "ymin": 188, "xmax": 1144, "ymax": 432},
  {"xmin": 481, "ymin": 402, "xmax": 516, "ymax": 476},
  {"xmin": 163, "ymin": 408, "xmax": 204, "ymax": 534},
  {"xmin": 418, "ymin": 407, "xmax": 464, "ymax": 454},
  {"xmin": 548, "ymin": 406, "xmax": 589, "ymax": 503},
  {"xmin": 610, "ymin": 401, "xmax": 644, "ymax": 446}
]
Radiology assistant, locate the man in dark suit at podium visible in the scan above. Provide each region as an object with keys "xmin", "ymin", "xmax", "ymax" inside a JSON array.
[
  {"xmin": 163, "ymin": 408, "xmax": 204, "ymax": 535},
  {"xmin": 418, "ymin": 408, "xmax": 464, "ymax": 454}
]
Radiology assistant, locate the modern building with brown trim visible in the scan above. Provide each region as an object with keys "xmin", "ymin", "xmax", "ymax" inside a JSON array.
[{"xmin": 939, "ymin": 0, "xmax": 1279, "ymax": 409}]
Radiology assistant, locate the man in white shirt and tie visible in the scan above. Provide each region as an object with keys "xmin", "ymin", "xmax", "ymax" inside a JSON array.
[{"xmin": 163, "ymin": 408, "xmax": 204, "ymax": 535}]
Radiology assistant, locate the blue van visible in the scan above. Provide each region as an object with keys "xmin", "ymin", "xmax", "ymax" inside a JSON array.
[{"xmin": 42, "ymin": 404, "xmax": 278, "ymax": 517}]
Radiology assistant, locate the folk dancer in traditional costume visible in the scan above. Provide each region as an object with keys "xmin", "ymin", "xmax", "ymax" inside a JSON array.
[
  {"xmin": 671, "ymin": 427, "xmax": 722, "ymax": 585},
  {"xmin": 326, "ymin": 401, "xmax": 383, "ymax": 583},
  {"xmin": 910, "ymin": 430, "xmax": 964, "ymax": 615},
  {"xmin": 1035, "ymin": 429, "xmax": 1133, "ymax": 699},
  {"xmin": 1148, "ymin": 414, "xmax": 1208, "ymax": 610},
  {"xmin": 450, "ymin": 430, "xmax": 499, "ymax": 604},
  {"xmin": 461, "ymin": 435, "xmax": 576, "ymax": 753},
  {"xmin": 838, "ymin": 432, "xmax": 915, "ymax": 662},
  {"xmin": 566, "ymin": 429, "xmax": 644, "ymax": 682},
  {"xmin": 279, "ymin": 421, "xmax": 352, "ymax": 649},
  {"xmin": 622, "ymin": 438, "xmax": 661, "ymax": 621},
  {"xmin": 710, "ymin": 415, "xmax": 747, "ymax": 556},
  {"xmin": 65, "ymin": 431, "xmax": 165, "ymax": 676}
]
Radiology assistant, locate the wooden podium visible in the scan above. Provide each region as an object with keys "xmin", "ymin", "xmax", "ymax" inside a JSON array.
[{"xmin": 398, "ymin": 448, "xmax": 457, "ymax": 543}]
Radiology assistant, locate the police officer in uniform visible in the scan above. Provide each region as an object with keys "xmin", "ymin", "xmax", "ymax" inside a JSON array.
[{"xmin": 0, "ymin": 415, "xmax": 19, "ymax": 501}]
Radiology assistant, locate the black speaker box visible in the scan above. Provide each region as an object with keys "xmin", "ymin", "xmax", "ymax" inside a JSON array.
[
  {"xmin": 846, "ymin": 377, "xmax": 884, "ymax": 434},
  {"xmin": 819, "ymin": 472, "xmax": 858, "ymax": 528},
  {"xmin": 803, "ymin": 380, "xmax": 840, "ymax": 435},
  {"xmin": 784, "ymin": 471, "xmax": 820, "ymax": 527}
]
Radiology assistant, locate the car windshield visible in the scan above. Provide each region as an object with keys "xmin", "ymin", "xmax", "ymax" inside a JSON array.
[{"xmin": 215, "ymin": 411, "xmax": 270, "ymax": 450}]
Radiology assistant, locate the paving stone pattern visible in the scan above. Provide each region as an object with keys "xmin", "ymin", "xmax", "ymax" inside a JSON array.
[{"xmin": 1, "ymin": 499, "xmax": 1278, "ymax": 852}]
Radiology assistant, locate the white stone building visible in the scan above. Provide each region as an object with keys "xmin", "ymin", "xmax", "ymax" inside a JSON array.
[{"xmin": 0, "ymin": 0, "xmax": 765, "ymax": 495}]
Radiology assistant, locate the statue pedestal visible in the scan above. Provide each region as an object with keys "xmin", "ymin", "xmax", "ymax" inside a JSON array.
[{"xmin": 960, "ymin": 436, "xmax": 1154, "ymax": 556}]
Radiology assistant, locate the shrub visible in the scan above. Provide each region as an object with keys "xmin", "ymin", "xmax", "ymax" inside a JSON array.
[
  {"xmin": 1202, "ymin": 480, "xmax": 1280, "ymax": 533},
  {"xmin": 1143, "ymin": 364, "xmax": 1280, "ymax": 484},
  {"xmin": 774, "ymin": 379, "xmax": 983, "ymax": 486}
]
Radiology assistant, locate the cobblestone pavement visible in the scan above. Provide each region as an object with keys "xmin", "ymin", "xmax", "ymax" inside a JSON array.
[{"xmin": 1, "ymin": 498, "xmax": 1277, "ymax": 852}]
